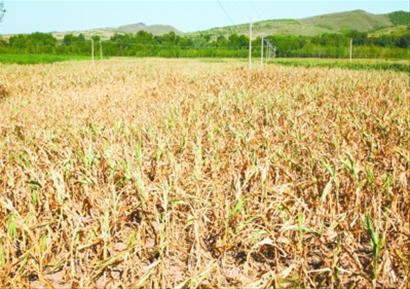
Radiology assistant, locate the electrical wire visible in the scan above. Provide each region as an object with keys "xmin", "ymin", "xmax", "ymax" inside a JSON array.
[{"xmin": 216, "ymin": 0, "xmax": 236, "ymax": 26}]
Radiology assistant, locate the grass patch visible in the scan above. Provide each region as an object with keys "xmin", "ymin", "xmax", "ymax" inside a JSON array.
[
  {"xmin": 269, "ymin": 58, "xmax": 410, "ymax": 73},
  {"xmin": 0, "ymin": 53, "xmax": 88, "ymax": 64}
]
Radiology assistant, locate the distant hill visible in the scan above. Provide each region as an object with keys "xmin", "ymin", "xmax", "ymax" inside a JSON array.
[
  {"xmin": 112, "ymin": 23, "xmax": 180, "ymax": 35},
  {"xmin": 3, "ymin": 10, "xmax": 408, "ymax": 40},
  {"xmin": 192, "ymin": 10, "xmax": 409, "ymax": 37},
  {"xmin": 51, "ymin": 23, "xmax": 181, "ymax": 40}
]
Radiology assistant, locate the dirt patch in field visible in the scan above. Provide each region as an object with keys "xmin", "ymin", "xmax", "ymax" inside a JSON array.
[{"xmin": 0, "ymin": 84, "xmax": 9, "ymax": 100}]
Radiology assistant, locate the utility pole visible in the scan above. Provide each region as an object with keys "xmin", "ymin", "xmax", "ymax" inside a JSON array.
[
  {"xmin": 265, "ymin": 40, "xmax": 273, "ymax": 63},
  {"xmin": 91, "ymin": 39, "xmax": 95, "ymax": 64},
  {"xmin": 349, "ymin": 38, "xmax": 353, "ymax": 62},
  {"xmin": 261, "ymin": 35, "xmax": 264, "ymax": 65},
  {"xmin": 99, "ymin": 40, "xmax": 103, "ymax": 60},
  {"xmin": 249, "ymin": 19, "xmax": 253, "ymax": 69},
  {"xmin": 266, "ymin": 45, "xmax": 270, "ymax": 63}
]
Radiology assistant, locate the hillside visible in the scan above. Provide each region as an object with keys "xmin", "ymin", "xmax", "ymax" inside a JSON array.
[
  {"xmin": 3, "ymin": 9, "xmax": 408, "ymax": 40},
  {"xmin": 193, "ymin": 10, "xmax": 409, "ymax": 37},
  {"xmin": 111, "ymin": 23, "xmax": 180, "ymax": 35},
  {"xmin": 369, "ymin": 25, "xmax": 409, "ymax": 37},
  {"xmin": 51, "ymin": 23, "xmax": 181, "ymax": 40}
]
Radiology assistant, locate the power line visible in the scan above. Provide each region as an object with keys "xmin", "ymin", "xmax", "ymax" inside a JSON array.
[
  {"xmin": 0, "ymin": 1, "xmax": 6, "ymax": 23},
  {"xmin": 216, "ymin": 0, "xmax": 235, "ymax": 26}
]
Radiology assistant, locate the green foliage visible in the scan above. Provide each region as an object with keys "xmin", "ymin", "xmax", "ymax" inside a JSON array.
[
  {"xmin": 365, "ymin": 214, "xmax": 385, "ymax": 279},
  {"xmin": 8, "ymin": 32, "xmax": 57, "ymax": 54},
  {"xmin": 388, "ymin": 11, "xmax": 410, "ymax": 26},
  {"xmin": 0, "ymin": 26, "xmax": 408, "ymax": 64},
  {"xmin": 267, "ymin": 32, "xmax": 410, "ymax": 58}
]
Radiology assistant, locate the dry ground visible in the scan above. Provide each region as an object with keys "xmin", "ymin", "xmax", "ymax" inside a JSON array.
[{"xmin": 0, "ymin": 59, "xmax": 409, "ymax": 288}]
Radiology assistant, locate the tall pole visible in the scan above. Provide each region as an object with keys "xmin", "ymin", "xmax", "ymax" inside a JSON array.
[
  {"xmin": 266, "ymin": 41, "xmax": 270, "ymax": 62},
  {"xmin": 261, "ymin": 35, "xmax": 264, "ymax": 65},
  {"xmin": 266, "ymin": 45, "xmax": 269, "ymax": 62},
  {"xmin": 349, "ymin": 38, "xmax": 353, "ymax": 62},
  {"xmin": 99, "ymin": 40, "xmax": 103, "ymax": 60},
  {"xmin": 249, "ymin": 20, "xmax": 253, "ymax": 69},
  {"xmin": 91, "ymin": 39, "xmax": 95, "ymax": 64}
]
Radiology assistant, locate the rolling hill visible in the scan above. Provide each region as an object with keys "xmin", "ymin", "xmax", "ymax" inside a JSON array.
[
  {"xmin": 51, "ymin": 23, "xmax": 181, "ymax": 40},
  {"xmin": 193, "ymin": 10, "xmax": 409, "ymax": 37},
  {"xmin": 3, "ymin": 10, "xmax": 408, "ymax": 40}
]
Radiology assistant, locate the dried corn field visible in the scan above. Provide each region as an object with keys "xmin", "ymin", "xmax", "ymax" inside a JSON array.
[{"xmin": 0, "ymin": 58, "xmax": 409, "ymax": 288}]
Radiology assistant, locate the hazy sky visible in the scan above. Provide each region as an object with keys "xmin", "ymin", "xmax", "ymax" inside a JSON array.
[{"xmin": 0, "ymin": 0, "xmax": 408, "ymax": 34}]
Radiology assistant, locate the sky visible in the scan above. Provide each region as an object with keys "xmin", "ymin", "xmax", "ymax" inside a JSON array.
[{"xmin": 0, "ymin": 0, "xmax": 408, "ymax": 34}]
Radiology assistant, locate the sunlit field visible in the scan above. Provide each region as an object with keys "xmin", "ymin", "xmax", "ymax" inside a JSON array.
[{"xmin": 0, "ymin": 59, "xmax": 409, "ymax": 288}]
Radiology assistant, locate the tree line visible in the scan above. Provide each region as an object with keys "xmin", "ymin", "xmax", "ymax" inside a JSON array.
[{"xmin": 0, "ymin": 29, "xmax": 409, "ymax": 59}]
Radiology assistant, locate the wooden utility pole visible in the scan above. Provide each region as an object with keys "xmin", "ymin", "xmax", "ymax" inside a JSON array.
[
  {"xmin": 99, "ymin": 40, "xmax": 103, "ymax": 60},
  {"xmin": 349, "ymin": 38, "xmax": 353, "ymax": 62},
  {"xmin": 261, "ymin": 35, "xmax": 264, "ymax": 65},
  {"xmin": 91, "ymin": 39, "xmax": 95, "ymax": 64},
  {"xmin": 249, "ymin": 20, "xmax": 253, "ymax": 69}
]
